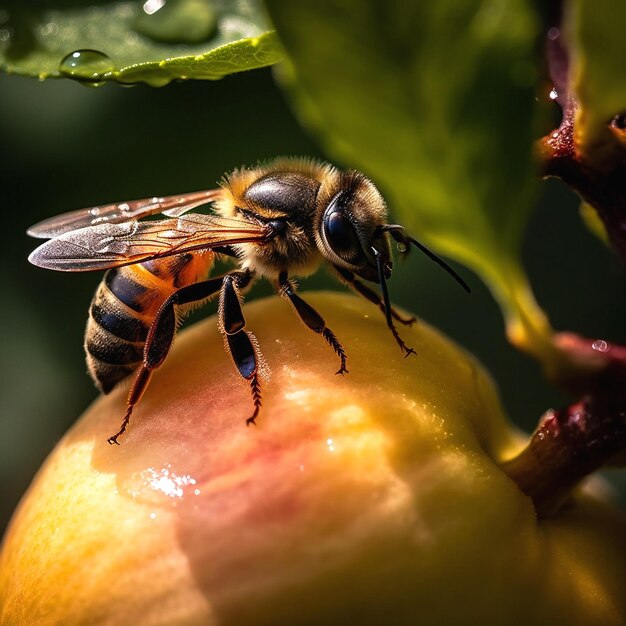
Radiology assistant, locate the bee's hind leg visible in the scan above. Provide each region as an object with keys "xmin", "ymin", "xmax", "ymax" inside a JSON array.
[
  {"xmin": 107, "ymin": 369, "xmax": 151, "ymax": 445},
  {"xmin": 278, "ymin": 272, "xmax": 348, "ymax": 375},
  {"xmin": 108, "ymin": 275, "xmax": 227, "ymax": 445}
]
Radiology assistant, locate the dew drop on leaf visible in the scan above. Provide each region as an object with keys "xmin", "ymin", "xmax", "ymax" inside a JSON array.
[{"xmin": 58, "ymin": 49, "xmax": 116, "ymax": 84}]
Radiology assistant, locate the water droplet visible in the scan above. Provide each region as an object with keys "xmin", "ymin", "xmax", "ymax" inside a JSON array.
[
  {"xmin": 549, "ymin": 87, "xmax": 558, "ymax": 100},
  {"xmin": 143, "ymin": 76, "xmax": 173, "ymax": 88},
  {"xmin": 59, "ymin": 49, "xmax": 115, "ymax": 83},
  {"xmin": 592, "ymin": 339, "xmax": 609, "ymax": 352},
  {"xmin": 134, "ymin": 0, "xmax": 217, "ymax": 44}
]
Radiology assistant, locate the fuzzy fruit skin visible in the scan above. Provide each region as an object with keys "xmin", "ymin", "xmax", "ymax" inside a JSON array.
[{"xmin": 0, "ymin": 293, "xmax": 624, "ymax": 626}]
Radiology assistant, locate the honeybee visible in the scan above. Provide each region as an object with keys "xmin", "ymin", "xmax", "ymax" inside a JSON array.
[{"xmin": 28, "ymin": 158, "xmax": 469, "ymax": 444}]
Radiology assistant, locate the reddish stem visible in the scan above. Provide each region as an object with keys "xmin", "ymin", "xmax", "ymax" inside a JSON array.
[
  {"xmin": 503, "ymin": 334, "xmax": 626, "ymax": 518},
  {"xmin": 507, "ymin": 22, "xmax": 626, "ymax": 518},
  {"xmin": 538, "ymin": 97, "xmax": 626, "ymax": 265},
  {"xmin": 504, "ymin": 402, "xmax": 626, "ymax": 519}
]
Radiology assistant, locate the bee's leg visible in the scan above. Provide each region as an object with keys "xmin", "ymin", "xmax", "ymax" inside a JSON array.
[
  {"xmin": 334, "ymin": 266, "xmax": 416, "ymax": 326},
  {"xmin": 278, "ymin": 272, "xmax": 348, "ymax": 375},
  {"xmin": 334, "ymin": 264, "xmax": 416, "ymax": 358},
  {"xmin": 218, "ymin": 271, "xmax": 263, "ymax": 425},
  {"xmin": 376, "ymin": 250, "xmax": 416, "ymax": 357},
  {"xmin": 107, "ymin": 274, "xmax": 227, "ymax": 445}
]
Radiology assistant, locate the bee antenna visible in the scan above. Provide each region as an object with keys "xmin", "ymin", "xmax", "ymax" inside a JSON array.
[{"xmin": 377, "ymin": 225, "xmax": 471, "ymax": 294}]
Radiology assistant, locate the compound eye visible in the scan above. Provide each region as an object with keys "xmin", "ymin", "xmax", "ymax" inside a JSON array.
[{"xmin": 323, "ymin": 210, "xmax": 364, "ymax": 264}]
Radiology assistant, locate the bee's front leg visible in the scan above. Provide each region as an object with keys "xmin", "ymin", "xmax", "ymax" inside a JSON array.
[
  {"xmin": 333, "ymin": 265, "xmax": 417, "ymax": 357},
  {"xmin": 333, "ymin": 266, "xmax": 416, "ymax": 326},
  {"xmin": 278, "ymin": 271, "xmax": 348, "ymax": 375},
  {"xmin": 369, "ymin": 249, "xmax": 417, "ymax": 358}
]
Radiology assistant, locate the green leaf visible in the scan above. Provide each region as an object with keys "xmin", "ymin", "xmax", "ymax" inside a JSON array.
[
  {"xmin": 568, "ymin": 0, "xmax": 626, "ymax": 154},
  {"xmin": 0, "ymin": 0, "xmax": 282, "ymax": 86},
  {"xmin": 266, "ymin": 1, "xmax": 555, "ymax": 358}
]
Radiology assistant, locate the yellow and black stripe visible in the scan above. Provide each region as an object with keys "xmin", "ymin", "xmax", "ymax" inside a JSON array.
[{"xmin": 85, "ymin": 253, "xmax": 213, "ymax": 393}]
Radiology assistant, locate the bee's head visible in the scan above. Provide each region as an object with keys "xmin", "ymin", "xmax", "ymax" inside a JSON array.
[{"xmin": 315, "ymin": 171, "xmax": 392, "ymax": 282}]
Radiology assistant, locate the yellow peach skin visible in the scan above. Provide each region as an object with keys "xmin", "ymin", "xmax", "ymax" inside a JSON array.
[{"xmin": 1, "ymin": 293, "xmax": 625, "ymax": 626}]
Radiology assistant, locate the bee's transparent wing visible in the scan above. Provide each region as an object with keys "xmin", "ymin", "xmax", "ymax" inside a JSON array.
[
  {"xmin": 27, "ymin": 189, "xmax": 224, "ymax": 239},
  {"xmin": 28, "ymin": 214, "xmax": 269, "ymax": 272}
]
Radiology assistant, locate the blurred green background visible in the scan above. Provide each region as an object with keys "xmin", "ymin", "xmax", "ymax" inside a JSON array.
[{"xmin": 1, "ymin": 66, "xmax": 625, "ymax": 533}]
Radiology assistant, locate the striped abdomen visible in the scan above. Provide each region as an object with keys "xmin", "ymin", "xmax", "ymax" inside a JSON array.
[{"xmin": 85, "ymin": 253, "xmax": 213, "ymax": 393}]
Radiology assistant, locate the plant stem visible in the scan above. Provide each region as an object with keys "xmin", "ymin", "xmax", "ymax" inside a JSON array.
[
  {"xmin": 502, "ymin": 335, "xmax": 626, "ymax": 518},
  {"xmin": 506, "ymin": 24, "xmax": 626, "ymax": 517},
  {"xmin": 503, "ymin": 403, "xmax": 626, "ymax": 518}
]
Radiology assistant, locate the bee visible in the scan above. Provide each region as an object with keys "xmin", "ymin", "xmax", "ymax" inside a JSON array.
[{"xmin": 28, "ymin": 157, "xmax": 469, "ymax": 444}]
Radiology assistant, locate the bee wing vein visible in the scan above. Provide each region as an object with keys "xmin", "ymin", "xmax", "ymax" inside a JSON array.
[
  {"xmin": 28, "ymin": 215, "xmax": 268, "ymax": 272},
  {"xmin": 27, "ymin": 189, "xmax": 224, "ymax": 239}
]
